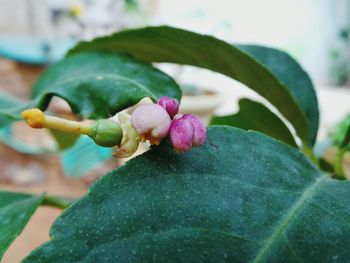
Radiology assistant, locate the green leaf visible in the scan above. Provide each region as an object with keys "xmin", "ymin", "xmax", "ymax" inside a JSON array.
[
  {"xmin": 24, "ymin": 127, "xmax": 350, "ymax": 262},
  {"xmin": 331, "ymin": 114, "xmax": 350, "ymax": 149},
  {"xmin": 237, "ymin": 45, "xmax": 319, "ymax": 145},
  {"xmin": 0, "ymin": 92, "xmax": 79, "ymax": 151},
  {"xmin": 210, "ymin": 98, "xmax": 297, "ymax": 147},
  {"xmin": 49, "ymin": 129, "xmax": 80, "ymax": 151},
  {"xmin": 0, "ymin": 91, "xmax": 24, "ymax": 127},
  {"xmin": 0, "ymin": 52, "xmax": 181, "ymax": 121},
  {"xmin": 340, "ymin": 125, "xmax": 350, "ymax": 148},
  {"xmin": 331, "ymin": 115, "xmax": 350, "ymax": 179},
  {"xmin": 0, "ymin": 191, "xmax": 44, "ymax": 260},
  {"xmin": 68, "ymin": 26, "xmax": 318, "ymax": 146}
]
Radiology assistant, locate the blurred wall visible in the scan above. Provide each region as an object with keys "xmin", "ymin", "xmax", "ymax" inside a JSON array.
[{"xmin": 0, "ymin": 0, "xmax": 349, "ymax": 85}]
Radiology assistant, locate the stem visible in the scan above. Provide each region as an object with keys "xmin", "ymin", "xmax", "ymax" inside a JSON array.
[
  {"xmin": 302, "ymin": 144, "xmax": 319, "ymax": 167},
  {"xmin": 334, "ymin": 147, "xmax": 347, "ymax": 180},
  {"xmin": 22, "ymin": 108, "xmax": 93, "ymax": 135},
  {"xmin": 44, "ymin": 115, "xmax": 93, "ymax": 135},
  {"xmin": 22, "ymin": 108, "xmax": 123, "ymax": 147},
  {"xmin": 42, "ymin": 195, "xmax": 76, "ymax": 209}
]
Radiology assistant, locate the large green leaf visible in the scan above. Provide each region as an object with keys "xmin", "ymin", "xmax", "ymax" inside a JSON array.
[
  {"xmin": 237, "ymin": 45, "xmax": 319, "ymax": 145},
  {"xmin": 0, "ymin": 52, "xmax": 181, "ymax": 121},
  {"xmin": 211, "ymin": 98, "xmax": 297, "ymax": 147},
  {"xmin": 0, "ymin": 191, "xmax": 44, "ymax": 260},
  {"xmin": 68, "ymin": 26, "xmax": 318, "ymax": 146},
  {"xmin": 24, "ymin": 126, "xmax": 350, "ymax": 262}
]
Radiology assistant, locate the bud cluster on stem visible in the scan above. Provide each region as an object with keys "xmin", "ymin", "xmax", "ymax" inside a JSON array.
[
  {"xmin": 21, "ymin": 96, "xmax": 206, "ymax": 158},
  {"xmin": 170, "ymin": 114, "xmax": 206, "ymax": 152},
  {"xmin": 130, "ymin": 96, "xmax": 206, "ymax": 152}
]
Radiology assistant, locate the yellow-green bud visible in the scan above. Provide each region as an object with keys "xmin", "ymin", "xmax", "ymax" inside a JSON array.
[{"xmin": 90, "ymin": 119, "xmax": 123, "ymax": 147}]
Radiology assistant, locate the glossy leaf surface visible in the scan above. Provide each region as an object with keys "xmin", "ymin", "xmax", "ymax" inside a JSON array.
[
  {"xmin": 211, "ymin": 98, "xmax": 297, "ymax": 147},
  {"xmin": 0, "ymin": 191, "xmax": 43, "ymax": 260},
  {"xmin": 25, "ymin": 127, "xmax": 350, "ymax": 262},
  {"xmin": 69, "ymin": 26, "xmax": 318, "ymax": 146},
  {"xmin": 0, "ymin": 52, "xmax": 181, "ymax": 121},
  {"xmin": 237, "ymin": 45, "xmax": 319, "ymax": 144}
]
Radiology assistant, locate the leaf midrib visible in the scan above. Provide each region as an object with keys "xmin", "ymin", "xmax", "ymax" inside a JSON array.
[{"xmin": 251, "ymin": 173, "xmax": 329, "ymax": 263}]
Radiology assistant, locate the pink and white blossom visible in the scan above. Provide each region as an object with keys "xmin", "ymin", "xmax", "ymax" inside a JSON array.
[{"xmin": 131, "ymin": 103, "xmax": 171, "ymax": 145}]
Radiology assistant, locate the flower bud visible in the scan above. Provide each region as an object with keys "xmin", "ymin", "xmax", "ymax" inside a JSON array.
[
  {"xmin": 170, "ymin": 116, "xmax": 194, "ymax": 152},
  {"xmin": 90, "ymin": 119, "xmax": 123, "ymax": 147},
  {"xmin": 157, "ymin": 96, "xmax": 179, "ymax": 118},
  {"xmin": 131, "ymin": 104, "xmax": 171, "ymax": 145},
  {"xmin": 170, "ymin": 114, "xmax": 206, "ymax": 152},
  {"xmin": 182, "ymin": 114, "xmax": 206, "ymax": 147}
]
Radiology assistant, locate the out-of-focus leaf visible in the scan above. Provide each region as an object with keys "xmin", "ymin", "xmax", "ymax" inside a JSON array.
[
  {"xmin": 0, "ymin": 191, "xmax": 44, "ymax": 260},
  {"xmin": 49, "ymin": 129, "xmax": 80, "ymax": 151},
  {"xmin": 61, "ymin": 136, "xmax": 112, "ymax": 178},
  {"xmin": 237, "ymin": 45, "xmax": 319, "ymax": 145},
  {"xmin": 340, "ymin": 125, "xmax": 350, "ymax": 148},
  {"xmin": 0, "ymin": 52, "xmax": 181, "ymax": 121},
  {"xmin": 211, "ymin": 98, "xmax": 297, "ymax": 147},
  {"xmin": 0, "ymin": 91, "xmax": 24, "ymax": 127},
  {"xmin": 331, "ymin": 114, "xmax": 350, "ymax": 149}
]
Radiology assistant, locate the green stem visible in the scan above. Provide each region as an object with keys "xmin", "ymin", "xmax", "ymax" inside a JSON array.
[
  {"xmin": 42, "ymin": 195, "xmax": 76, "ymax": 209},
  {"xmin": 302, "ymin": 144, "xmax": 319, "ymax": 167},
  {"xmin": 44, "ymin": 115, "xmax": 93, "ymax": 136},
  {"xmin": 334, "ymin": 147, "xmax": 347, "ymax": 180}
]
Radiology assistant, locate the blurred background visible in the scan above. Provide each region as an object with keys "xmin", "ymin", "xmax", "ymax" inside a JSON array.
[
  {"xmin": 1, "ymin": 0, "xmax": 349, "ymax": 84},
  {"xmin": 0, "ymin": 0, "xmax": 349, "ymax": 262}
]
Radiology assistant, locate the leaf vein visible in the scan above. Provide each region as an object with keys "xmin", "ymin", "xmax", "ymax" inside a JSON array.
[{"xmin": 250, "ymin": 174, "xmax": 329, "ymax": 263}]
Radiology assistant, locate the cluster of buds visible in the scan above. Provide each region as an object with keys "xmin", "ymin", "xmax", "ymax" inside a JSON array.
[
  {"xmin": 21, "ymin": 96, "xmax": 206, "ymax": 158},
  {"xmin": 130, "ymin": 96, "xmax": 206, "ymax": 152}
]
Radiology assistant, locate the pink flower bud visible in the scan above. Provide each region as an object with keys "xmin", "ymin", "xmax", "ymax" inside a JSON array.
[
  {"xmin": 157, "ymin": 96, "xmax": 179, "ymax": 119},
  {"xmin": 170, "ymin": 116, "xmax": 194, "ymax": 152},
  {"xmin": 182, "ymin": 114, "xmax": 206, "ymax": 147},
  {"xmin": 131, "ymin": 104, "xmax": 171, "ymax": 145},
  {"xmin": 170, "ymin": 114, "xmax": 206, "ymax": 152}
]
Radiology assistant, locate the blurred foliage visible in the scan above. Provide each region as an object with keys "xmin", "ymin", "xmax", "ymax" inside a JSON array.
[
  {"xmin": 328, "ymin": 26, "xmax": 350, "ymax": 85},
  {"xmin": 331, "ymin": 114, "xmax": 350, "ymax": 149},
  {"xmin": 124, "ymin": 0, "xmax": 139, "ymax": 11}
]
